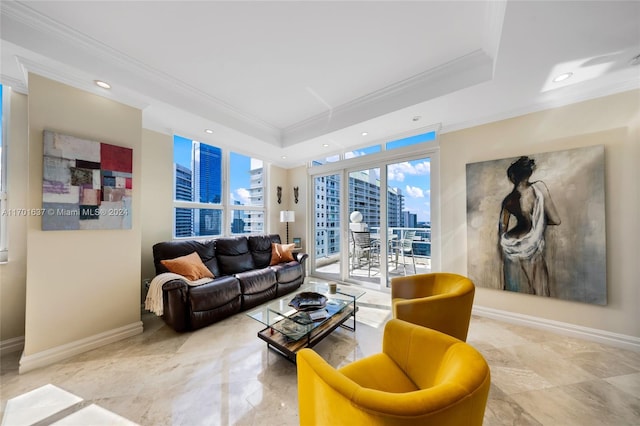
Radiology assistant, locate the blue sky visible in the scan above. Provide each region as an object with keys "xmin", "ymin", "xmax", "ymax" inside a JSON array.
[{"xmin": 388, "ymin": 158, "xmax": 431, "ymax": 223}]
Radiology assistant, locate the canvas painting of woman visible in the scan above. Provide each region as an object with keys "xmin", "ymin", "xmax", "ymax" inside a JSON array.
[{"xmin": 466, "ymin": 145, "xmax": 606, "ymax": 305}]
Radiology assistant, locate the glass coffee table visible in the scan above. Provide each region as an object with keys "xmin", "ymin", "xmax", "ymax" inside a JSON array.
[{"xmin": 246, "ymin": 282, "xmax": 365, "ymax": 362}]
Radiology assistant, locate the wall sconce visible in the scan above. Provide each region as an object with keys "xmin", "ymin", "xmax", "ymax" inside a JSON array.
[
  {"xmin": 277, "ymin": 186, "xmax": 282, "ymax": 204},
  {"xmin": 294, "ymin": 186, "xmax": 299, "ymax": 204}
]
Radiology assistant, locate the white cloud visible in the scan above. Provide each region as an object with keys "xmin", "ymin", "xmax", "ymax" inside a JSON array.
[
  {"xmin": 388, "ymin": 161, "xmax": 430, "ymax": 182},
  {"xmin": 234, "ymin": 188, "xmax": 251, "ymax": 204},
  {"xmin": 405, "ymin": 185, "xmax": 424, "ymax": 198}
]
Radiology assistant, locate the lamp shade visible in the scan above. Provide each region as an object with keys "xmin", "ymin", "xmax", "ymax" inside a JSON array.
[{"xmin": 280, "ymin": 211, "xmax": 295, "ymax": 223}]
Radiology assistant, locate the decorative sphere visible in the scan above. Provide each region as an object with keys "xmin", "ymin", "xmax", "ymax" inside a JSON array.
[{"xmin": 350, "ymin": 211, "xmax": 363, "ymax": 223}]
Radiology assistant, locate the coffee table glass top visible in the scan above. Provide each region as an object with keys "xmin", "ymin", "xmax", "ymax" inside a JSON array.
[{"xmin": 246, "ymin": 282, "xmax": 365, "ymax": 341}]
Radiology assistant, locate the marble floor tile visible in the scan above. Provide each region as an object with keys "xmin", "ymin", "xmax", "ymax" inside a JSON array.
[
  {"xmin": 605, "ymin": 372, "xmax": 640, "ymax": 398},
  {"xmin": 1, "ymin": 280, "xmax": 639, "ymax": 425},
  {"xmin": 511, "ymin": 379, "xmax": 640, "ymax": 426}
]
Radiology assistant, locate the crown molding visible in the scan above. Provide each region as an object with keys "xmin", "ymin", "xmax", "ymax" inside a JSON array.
[
  {"xmin": 282, "ymin": 49, "xmax": 493, "ymax": 146},
  {"xmin": 0, "ymin": 73, "xmax": 27, "ymax": 94},
  {"xmin": 15, "ymin": 56, "xmax": 151, "ymax": 110},
  {"xmin": 440, "ymin": 78, "xmax": 640, "ymax": 135},
  {"xmin": 2, "ymin": 1, "xmax": 281, "ymax": 138}
]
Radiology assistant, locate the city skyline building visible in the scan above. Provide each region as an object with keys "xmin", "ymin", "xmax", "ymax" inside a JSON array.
[
  {"xmin": 174, "ymin": 163, "xmax": 193, "ymax": 237},
  {"xmin": 313, "ymin": 170, "xmax": 410, "ymax": 258},
  {"xmin": 193, "ymin": 142, "xmax": 222, "ymax": 236}
]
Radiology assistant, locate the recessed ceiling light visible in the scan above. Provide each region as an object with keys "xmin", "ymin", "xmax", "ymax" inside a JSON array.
[
  {"xmin": 412, "ymin": 116, "xmax": 422, "ymax": 122},
  {"xmin": 281, "ymin": 155, "xmax": 287, "ymax": 159},
  {"xmin": 204, "ymin": 129, "xmax": 214, "ymax": 134},
  {"xmin": 94, "ymin": 80, "xmax": 111, "ymax": 89},
  {"xmin": 322, "ymin": 143, "xmax": 329, "ymax": 147},
  {"xmin": 552, "ymin": 72, "xmax": 573, "ymax": 83},
  {"xmin": 361, "ymin": 132, "xmax": 368, "ymax": 136}
]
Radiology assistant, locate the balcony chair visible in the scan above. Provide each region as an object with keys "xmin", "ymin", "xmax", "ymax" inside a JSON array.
[
  {"xmin": 390, "ymin": 230, "xmax": 416, "ymax": 275},
  {"xmin": 297, "ymin": 318, "xmax": 491, "ymax": 426},
  {"xmin": 391, "ymin": 272, "xmax": 475, "ymax": 341},
  {"xmin": 351, "ymin": 231, "xmax": 380, "ymax": 277}
]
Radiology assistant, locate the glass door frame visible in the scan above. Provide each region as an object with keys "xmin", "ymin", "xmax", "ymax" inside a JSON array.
[{"xmin": 307, "ymin": 139, "xmax": 441, "ymax": 291}]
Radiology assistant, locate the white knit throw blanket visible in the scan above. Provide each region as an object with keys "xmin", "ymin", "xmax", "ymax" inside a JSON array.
[{"xmin": 144, "ymin": 272, "xmax": 214, "ymax": 316}]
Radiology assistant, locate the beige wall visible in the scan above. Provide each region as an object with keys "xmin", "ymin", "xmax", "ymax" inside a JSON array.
[
  {"xmin": 0, "ymin": 90, "xmax": 28, "ymax": 343},
  {"xmin": 269, "ymin": 164, "xmax": 288, "ymax": 237},
  {"xmin": 440, "ymin": 90, "xmax": 640, "ymax": 338},
  {"xmin": 287, "ymin": 166, "xmax": 307, "ymax": 251},
  {"xmin": 140, "ymin": 129, "xmax": 173, "ymax": 287},
  {"xmin": 23, "ymin": 74, "xmax": 142, "ymax": 358}
]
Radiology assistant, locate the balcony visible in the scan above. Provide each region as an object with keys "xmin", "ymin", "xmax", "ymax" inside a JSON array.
[{"xmin": 314, "ymin": 227, "xmax": 431, "ymax": 285}]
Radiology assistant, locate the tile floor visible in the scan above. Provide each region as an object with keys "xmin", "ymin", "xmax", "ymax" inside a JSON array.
[{"xmin": 1, "ymin": 280, "xmax": 639, "ymax": 425}]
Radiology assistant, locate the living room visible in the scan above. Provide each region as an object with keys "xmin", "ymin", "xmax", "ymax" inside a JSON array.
[{"xmin": 1, "ymin": 1, "xmax": 639, "ymax": 425}]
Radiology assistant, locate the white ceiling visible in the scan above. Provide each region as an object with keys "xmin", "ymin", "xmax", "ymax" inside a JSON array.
[{"xmin": 1, "ymin": 1, "xmax": 639, "ymax": 168}]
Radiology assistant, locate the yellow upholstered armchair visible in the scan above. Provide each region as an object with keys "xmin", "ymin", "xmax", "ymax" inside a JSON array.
[
  {"xmin": 391, "ymin": 273, "xmax": 475, "ymax": 341},
  {"xmin": 297, "ymin": 319, "xmax": 490, "ymax": 426}
]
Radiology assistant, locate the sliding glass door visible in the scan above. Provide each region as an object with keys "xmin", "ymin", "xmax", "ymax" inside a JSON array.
[
  {"xmin": 312, "ymin": 173, "xmax": 342, "ymax": 281},
  {"xmin": 309, "ymin": 137, "xmax": 439, "ymax": 290},
  {"xmin": 385, "ymin": 157, "xmax": 432, "ymax": 286},
  {"xmin": 347, "ymin": 167, "xmax": 381, "ymax": 284}
]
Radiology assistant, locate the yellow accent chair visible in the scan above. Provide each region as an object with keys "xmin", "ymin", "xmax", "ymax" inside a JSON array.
[
  {"xmin": 297, "ymin": 319, "xmax": 490, "ymax": 426},
  {"xmin": 391, "ymin": 273, "xmax": 475, "ymax": 341}
]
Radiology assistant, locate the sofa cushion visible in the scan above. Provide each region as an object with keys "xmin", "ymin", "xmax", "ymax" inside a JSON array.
[
  {"xmin": 270, "ymin": 261, "xmax": 303, "ymax": 284},
  {"xmin": 215, "ymin": 236, "xmax": 255, "ymax": 275},
  {"xmin": 161, "ymin": 252, "xmax": 214, "ymax": 281},
  {"xmin": 235, "ymin": 268, "xmax": 277, "ymax": 295},
  {"xmin": 248, "ymin": 234, "xmax": 276, "ymax": 269},
  {"xmin": 270, "ymin": 243, "xmax": 296, "ymax": 265},
  {"xmin": 188, "ymin": 276, "xmax": 241, "ymax": 312},
  {"xmin": 153, "ymin": 240, "xmax": 219, "ymax": 276}
]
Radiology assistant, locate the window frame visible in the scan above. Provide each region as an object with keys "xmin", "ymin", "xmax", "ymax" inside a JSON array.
[
  {"xmin": 171, "ymin": 136, "xmax": 267, "ymax": 239},
  {"xmin": 307, "ymin": 127, "xmax": 441, "ymax": 289}
]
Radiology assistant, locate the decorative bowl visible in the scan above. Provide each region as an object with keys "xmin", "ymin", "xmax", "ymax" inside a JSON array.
[{"xmin": 289, "ymin": 292, "xmax": 328, "ymax": 311}]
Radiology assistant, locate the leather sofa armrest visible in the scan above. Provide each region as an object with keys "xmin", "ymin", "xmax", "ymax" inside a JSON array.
[
  {"xmin": 296, "ymin": 252, "xmax": 309, "ymax": 278},
  {"xmin": 295, "ymin": 252, "xmax": 309, "ymax": 264},
  {"xmin": 162, "ymin": 279, "xmax": 188, "ymax": 292},
  {"xmin": 162, "ymin": 279, "xmax": 189, "ymax": 332}
]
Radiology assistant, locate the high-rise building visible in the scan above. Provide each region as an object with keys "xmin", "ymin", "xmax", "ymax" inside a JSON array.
[
  {"xmin": 174, "ymin": 163, "xmax": 193, "ymax": 237},
  {"xmin": 245, "ymin": 159, "xmax": 264, "ymax": 234},
  {"xmin": 403, "ymin": 211, "xmax": 417, "ymax": 229},
  {"xmin": 313, "ymin": 170, "xmax": 406, "ymax": 258},
  {"xmin": 193, "ymin": 142, "xmax": 222, "ymax": 235},
  {"xmin": 193, "ymin": 142, "xmax": 222, "ymax": 204}
]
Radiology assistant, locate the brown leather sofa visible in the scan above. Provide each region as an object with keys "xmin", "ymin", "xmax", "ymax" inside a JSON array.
[{"xmin": 152, "ymin": 234, "xmax": 308, "ymax": 332}]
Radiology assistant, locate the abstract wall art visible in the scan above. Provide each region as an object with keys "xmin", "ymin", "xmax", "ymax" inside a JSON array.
[
  {"xmin": 42, "ymin": 130, "xmax": 132, "ymax": 230},
  {"xmin": 466, "ymin": 145, "xmax": 606, "ymax": 305}
]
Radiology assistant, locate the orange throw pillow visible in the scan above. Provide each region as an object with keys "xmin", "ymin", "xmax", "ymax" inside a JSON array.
[
  {"xmin": 161, "ymin": 251, "xmax": 214, "ymax": 281},
  {"xmin": 270, "ymin": 243, "xmax": 296, "ymax": 265}
]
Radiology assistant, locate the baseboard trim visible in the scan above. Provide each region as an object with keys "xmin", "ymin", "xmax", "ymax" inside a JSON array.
[
  {"xmin": 0, "ymin": 335, "xmax": 25, "ymax": 355},
  {"xmin": 19, "ymin": 321, "xmax": 143, "ymax": 374},
  {"xmin": 473, "ymin": 305, "xmax": 640, "ymax": 352}
]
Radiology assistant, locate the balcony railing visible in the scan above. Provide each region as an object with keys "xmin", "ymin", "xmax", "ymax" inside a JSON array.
[{"xmin": 314, "ymin": 227, "xmax": 431, "ymax": 281}]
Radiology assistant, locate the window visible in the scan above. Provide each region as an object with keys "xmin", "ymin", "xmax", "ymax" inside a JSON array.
[
  {"xmin": 173, "ymin": 135, "xmax": 223, "ymax": 238},
  {"xmin": 386, "ymin": 131, "xmax": 436, "ymax": 150},
  {"xmin": 172, "ymin": 135, "xmax": 265, "ymax": 238},
  {"xmin": 310, "ymin": 130, "xmax": 436, "ymax": 167},
  {"xmin": 0, "ymin": 84, "xmax": 7, "ymax": 262},
  {"xmin": 229, "ymin": 152, "xmax": 264, "ymax": 234},
  {"xmin": 309, "ymin": 128, "xmax": 439, "ymax": 289}
]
